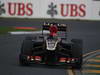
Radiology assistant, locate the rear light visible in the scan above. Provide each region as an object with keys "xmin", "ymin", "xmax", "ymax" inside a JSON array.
[
  {"xmin": 35, "ymin": 56, "xmax": 41, "ymax": 61},
  {"xmin": 31, "ymin": 56, "xmax": 34, "ymax": 61},
  {"xmin": 59, "ymin": 58, "xmax": 66, "ymax": 62},
  {"xmin": 71, "ymin": 58, "xmax": 75, "ymax": 62},
  {"xmin": 27, "ymin": 56, "xmax": 42, "ymax": 61},
  {"xmin": 27, "ymin": 56, "xmax": 30, "ymax": 60},
  {"xmin": 66, "ymin": 58, "xmax": 71, "ymax": 63},
  {"xmin": 27, "ymin": 56, "xmax": 34, "ymax": 61},
  {"xmin": 59, "ymin": 57, "xmax": 77, "ymax": 63}
]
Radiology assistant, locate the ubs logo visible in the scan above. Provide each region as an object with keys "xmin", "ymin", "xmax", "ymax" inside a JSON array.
[
  {"xmin": 47, "ymin": 2, "xmax": 58, "ymax": 17},
  {"xmin": 0, "ymin": 1, "xmax": 5, "ymax": 15},
  {"xmin": 47, "ymin": 2, "xmax": 86, "ymax": 18}
]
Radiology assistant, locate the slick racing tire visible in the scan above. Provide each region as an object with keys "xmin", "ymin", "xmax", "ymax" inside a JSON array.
[
  {"xmin": 71, "ymin": 39, "xmax": 83, "ymax": 69},
  {"xmin": 19, "ymin": 37, "xmax": 34, "ymax": 66}
]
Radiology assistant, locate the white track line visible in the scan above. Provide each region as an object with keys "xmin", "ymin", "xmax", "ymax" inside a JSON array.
[{"xmin": 8, "ymin": 31, "xmax": 50, "ymax": 35}]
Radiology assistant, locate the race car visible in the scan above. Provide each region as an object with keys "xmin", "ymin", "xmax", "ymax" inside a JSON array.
[{"xmin": 19, "ymin": 22, "xmax": 83, "ymax": 69}]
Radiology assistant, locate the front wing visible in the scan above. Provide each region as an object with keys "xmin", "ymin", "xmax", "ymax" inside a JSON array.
[{"xmin": 19, "ymin": 50, "xmax": 79, "ymax": 66}]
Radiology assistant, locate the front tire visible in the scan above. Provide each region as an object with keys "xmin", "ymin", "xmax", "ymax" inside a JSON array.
[
  {"xmin": 71, "ymin": 39, "xmax": 83, "ymax": 69},
  {"xmin": 19, "ymin": 37, "xmax": 34, "ymax": 66}
]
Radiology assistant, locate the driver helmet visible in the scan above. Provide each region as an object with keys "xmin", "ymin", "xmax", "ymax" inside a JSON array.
[{"xmin": 49, "ymin": 23, "xmax": 58, "ymax": 37}]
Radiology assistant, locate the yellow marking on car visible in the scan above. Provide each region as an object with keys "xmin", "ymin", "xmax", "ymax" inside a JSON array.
[
  {"xmin": 83, "ymin": 70, "xmax": 100, "ymax": 74},
  {"xmin": 84, "ymin": 64, "xmax": 100, "ymax": 68}
]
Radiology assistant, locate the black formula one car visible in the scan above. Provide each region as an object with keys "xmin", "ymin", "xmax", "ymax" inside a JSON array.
[{"xmin": 19, "ymin": 22, "xmax": 83, "ymax": 69}]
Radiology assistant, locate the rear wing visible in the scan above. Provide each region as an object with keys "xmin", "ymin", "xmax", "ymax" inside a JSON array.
[{"xmin": 43, "ymin": 22, "xmax": 70, "ymax": 32}]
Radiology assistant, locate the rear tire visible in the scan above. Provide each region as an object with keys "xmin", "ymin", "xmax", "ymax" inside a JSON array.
[{"xmin": 71, "ymin": 39, "xmax": 83, "ymax": 69}]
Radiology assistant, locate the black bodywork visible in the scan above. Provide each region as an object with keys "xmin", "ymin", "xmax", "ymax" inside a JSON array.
[{"xmin": 19, "ymin": 23, "xmax": 83, "ymax": 69}]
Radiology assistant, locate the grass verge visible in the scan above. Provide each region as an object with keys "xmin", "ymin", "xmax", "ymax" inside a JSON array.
[
  {"xmin": 0, "ymin": 26, "xmax": 40, "ymax": 35},
  {"xmin": 0, "ymin": 26, "xmax": 14, "ymax": 34}
]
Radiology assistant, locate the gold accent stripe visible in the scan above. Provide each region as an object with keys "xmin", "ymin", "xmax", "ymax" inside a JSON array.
[{"xmin": 83, "ymin": 70, "xmax": 100, "ymax": 74}]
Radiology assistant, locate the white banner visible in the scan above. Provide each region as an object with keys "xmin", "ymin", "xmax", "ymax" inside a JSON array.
[
  {"xmin": 0, "ymin": 0, "xmax": 100, "ymax": 20},
  {"xmin": 91, "ymin": 0, "xmax": 100, "ymax": 20}
]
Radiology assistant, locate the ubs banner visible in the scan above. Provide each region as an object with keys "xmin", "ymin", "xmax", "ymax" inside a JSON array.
[{"xmin": 0, "ymin": 0, "xmax": 100, "ymax": 20}]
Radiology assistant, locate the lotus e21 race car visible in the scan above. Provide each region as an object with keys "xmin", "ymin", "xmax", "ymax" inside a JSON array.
[{"xmin": 19, "ymin": 22, "xmax": 83, "ymax": 69}]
